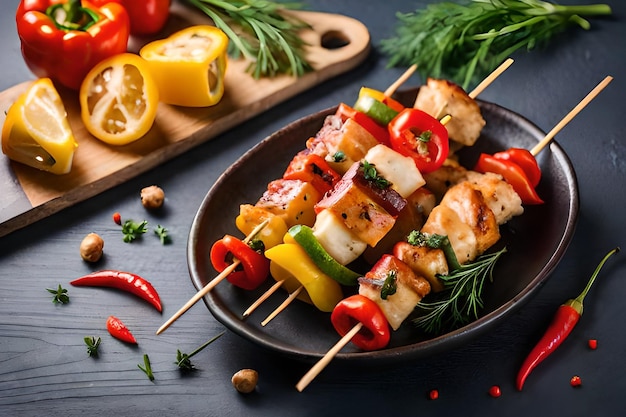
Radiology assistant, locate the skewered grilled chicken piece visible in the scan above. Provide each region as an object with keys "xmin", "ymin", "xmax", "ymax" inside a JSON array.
[{"xmin": 414, "ymin": 78, "xmax": 486, "ymax": 148}]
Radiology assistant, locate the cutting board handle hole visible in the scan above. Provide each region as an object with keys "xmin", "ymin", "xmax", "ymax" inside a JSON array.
[{"xmin": 321, "ymin": 30, "xmax": 350, "ymax": 50}]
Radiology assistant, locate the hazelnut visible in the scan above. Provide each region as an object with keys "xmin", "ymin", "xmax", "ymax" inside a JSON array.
[
  {"xmin": 80, "ymin": 233, "xmax": 104, "ymax": 262},
  {"xmin": 231, "ymin": 369, "xmax": 258, "ymax": 393},
  {"xmin": 141, "ymin": 185, "xmax": 165, "ymax": 210}
]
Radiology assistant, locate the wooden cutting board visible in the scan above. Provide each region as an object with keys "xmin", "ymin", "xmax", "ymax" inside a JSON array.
[{"xmin": 0, "ymin": 3, "xmax": 370, "ymax": 238}]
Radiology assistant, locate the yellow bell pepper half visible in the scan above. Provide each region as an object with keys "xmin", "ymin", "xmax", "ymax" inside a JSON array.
[
  {"xmin": 265, "ymin": 243, "xmax": 344, "ymax": 313},
  {"xmin": 140, "ymin": 25, "xmax": 228, "ymax": 107}
]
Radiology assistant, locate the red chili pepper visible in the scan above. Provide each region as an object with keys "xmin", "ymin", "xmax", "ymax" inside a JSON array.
[
  {"xmin": 570, "ymin": 375, "xmax": 582, "ymax": 387},
  {"xmin": 330, "ymin": 294, "xmax": 391, "ymax": 351},
  {"xmin": 110, "ymin": 0, "xmax": 170, "ymax": 35},
  {"xmin": 493, "ymin": 148, "xmax": 541, "ymax": 188},
  {"xmin": 516, "ymin": 247, "xmax": 619, "ymax": 391},
  {"xmin": 106, "ymin": 315, "xmax": 137, "ymax": 344},
  {"xmin": 388, "ymin": 108, "xmax": 449, "ymax": 174},
  {"xmin": 112, "ymin": 212, "xmax": 122, "ymax": 225},
  {"xmin": 210, "ymin": 235, "xmax": 270, "ymax": 291},
  {"xmin": 16, "ymin": 0, "xmax": 130, "ymax": 90},
  {"xmin": 474, "ymin": 153, "xmax": 544, "ymax": 205},
  {"xmin": 335, "ymin": 103, "xmax": 392, "ymax": 146},
  {"xmin": 70, "ymin": 270, "xmax": 162, "ymax": 312},
  {"xmin": 283, "ymin": 150, "xmax": 341, "ymax": 196}
]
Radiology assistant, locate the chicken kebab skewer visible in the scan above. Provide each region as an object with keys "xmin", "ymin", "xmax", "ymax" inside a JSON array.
[
  {"xmin": 295, "ymin": 75, "xmax": 612, "ymax": 392},
  {"xmin": 249, "ymin": 59, "xmax": 515, "ymax": 326}
]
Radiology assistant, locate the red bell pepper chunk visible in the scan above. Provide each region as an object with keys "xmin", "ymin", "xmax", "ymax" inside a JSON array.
[
  {"xmin": 388, "ymin": 108, "xmax": 449, "ymax": 174},
  {"xmin": 106, "ymin": 315, "xmax": 137, "ymax": 344},
  {"xmin": 475, "ymin": 153, "xmax": 544, "ymax": 205},
  {"xmin": 210, "ymin": 235, "xmax": 270, "ymax": 290},
  {"xmin": 493, "ymin": 148, "xmax": 541, "ymax": 188},
  {"xmin": 283, "ymin": 150, "xmax": 341, "ymax": 196},
  {"xmin": 16, "ymin": 0, "xmax": 130, "ymax": 91},
  {"xmin": 335, "ymin": 103, "xmax": 392, "ymax": 146},
  {"xmin": 330, "ymin": 294, "xmax": 391, "ymax": 351}
]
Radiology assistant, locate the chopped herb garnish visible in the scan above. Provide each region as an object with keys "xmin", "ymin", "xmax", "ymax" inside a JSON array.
[
  {"xmin": 407, "ymin": 230, "xmax": 461, "ymax": 271},
  {"xmin": 360, "ymin": 160, "xmax": 390, "ymax": 189},
  {"xmin": 84, "ymin": 336, "xmax": 101, "ymax": 357},
  {"xmin": 138, "ymin": 353, "xmax": 155, "ymax": 381},
  {"xmin": 332, "ymin": 151, "xmax": 346, "ymax": 162},
  {"xmin": 122, "ymin": 219, "xmax": 148, "ymax": 243},
  {"xmin": 248, "ymin": 239, "xmax": 265, "ymax": 253},
  {"xmin": 175, "ymin": 331, "xmax": 225, "ymax": 371},
  {"xmin": 381, "ymin": 270, "xmax": 398, "ymax": 300},
  {"xmin": 47, "ymin": 284, "xmax": 69, "ymax": 304},
  {"xmin": 154, "ymin": 224, "xmax": 171, "ymax": 245}
]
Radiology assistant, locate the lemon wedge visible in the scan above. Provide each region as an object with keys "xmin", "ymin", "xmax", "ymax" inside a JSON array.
[{"xmin": 1, "ymin": 78, "xmax": 78, "ymax": 175}]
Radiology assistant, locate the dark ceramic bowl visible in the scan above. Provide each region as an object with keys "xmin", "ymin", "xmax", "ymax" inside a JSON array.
[{"xmin": 187, "ymin": 96, "xmax": 578, "ymax": 365}]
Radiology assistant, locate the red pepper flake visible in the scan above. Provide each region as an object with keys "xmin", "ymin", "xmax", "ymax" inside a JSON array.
[
  {"xmin": 570, "ymin": 375, "xmax": 582, "ymax": 387},
  {"xmin": 488, "ymin": 385, "xmax": 502, "ymax": 398},
  {"xmin": 113, "ymin": 212, "xmax": 122, "ymax": 225},
  {"xmin": 588, "ymin": 339, "xmax": 598, "ymax": 350},
  {"xmin": 428, "ymin": 389, "xmax": 439, "ymax": 400}
]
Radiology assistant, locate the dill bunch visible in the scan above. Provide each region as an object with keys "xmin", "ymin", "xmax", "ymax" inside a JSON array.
[{"xmin": 381, "ymin": 0, "xmax": 612, "ymax": 90}]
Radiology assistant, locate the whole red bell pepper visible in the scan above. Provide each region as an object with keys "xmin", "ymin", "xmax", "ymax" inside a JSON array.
[
  {"xmin": 16, "ymin": 0, "xmax": 130, "ymax": 90},
  {"xmin": 210, "ymin": 235, "xmax": 270, "ymax": 291},
  {"xmin": 111, "ymin": 0, "xmax": 170, "ymax": 35}
]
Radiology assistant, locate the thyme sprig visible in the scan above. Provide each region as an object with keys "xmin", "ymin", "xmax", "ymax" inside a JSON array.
[
  {"xmin": 381, "ymin": 0, "xmax": 612, "ymax": 90},
  {"xmin": 413, "ymin": 247, "xmax": 507, "ymax": 334},
  {"xmin": 186, "ymin": 0, "xmax": 313, "ymax": 78}
]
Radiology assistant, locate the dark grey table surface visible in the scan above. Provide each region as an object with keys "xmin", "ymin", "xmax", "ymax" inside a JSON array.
[{"xmin": 1, "ymin": 1, "xmax": 625, "ymax": 416}]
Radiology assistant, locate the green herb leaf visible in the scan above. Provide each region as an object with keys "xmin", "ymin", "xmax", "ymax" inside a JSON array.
[
  {"xmin": 47, "ymin": 284, "xmax": 70, "ymax": 304},
  {"xmin": 360, "ymin": 160, "xmax": 391, "ymax": 189},
  {"xmin": 84, "ymin": 336, "xmax": 101, "ymax": 357},
  {"xmin": 381, "ymin": 0, "xmax": 612, "ymax": 90},
  {"xmin": 154, "ymin": 225, "xmax": 171, "ymax": 245},
  {"xmin": 175, "ymin": 331, "xmax": 225, "ymax": 371},
  {"xmin": 122, "ymin": 219, "xmax": 148, "ymax": 243},
  {"xmin": 407, "ymin": 230, "xmax": 461, "ymax": 270},
  {"xmin": 413, "ymin": 247, "xmax": 507, "ymax": 334},
  {"xmin": 380, "ymin": 270, "xmax": 398, "ymax": 300},
  {"xmin": 185, "ymin": 0, "xmax": 313, "ymax": 78},
  {"xmin": 332, "ymin": 151, "xmax": 346, "ymax": 163},
  {"xmin": 138, "ymin": 353, "xmax": 155, "ymax": 381}
]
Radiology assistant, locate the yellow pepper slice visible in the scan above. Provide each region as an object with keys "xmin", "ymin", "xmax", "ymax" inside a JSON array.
[
  {"xmin": 265, "ymin": 243, "xmax": 344, "ymax": 312},
  {"xmin": 269, "ymin": 262, "xmax": 313, "ymax": 306},
  {"xmin": 140, "ymin": 25, "xmax": 228, "ymax": 107},
  {"xmin": 235, "ymin": 204, "xmax": 288, "ymax": 250},
  {"xmin": 1, "ymin": 78, "xmax": 77, "ymax": 175}
]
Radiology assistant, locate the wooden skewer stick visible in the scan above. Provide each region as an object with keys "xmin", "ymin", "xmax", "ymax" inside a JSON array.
[
  {"xmin": 469, "ymin": 58, "xmax": 514, "ymax": 99},
  {"xmin": 156, "ymin": 219, "xmax": 270, "ymax": 335},
  {"xmin": 260, "ymin": 285, "xmax": 304, "ymax": 326},
  {"xmin": 242, "ymin": 279, "xmax": 285, "ymax": 318},
  {"xmin": 530, "ymin": 75, "xmax": 613, "ymax": 156},
  {"xmin": 384, "ymin": 64, "xmax": 418, "ymax": 97},
  {"xmin": 295, "ymin": 322, "xmax": 363, "ymax": 392}
]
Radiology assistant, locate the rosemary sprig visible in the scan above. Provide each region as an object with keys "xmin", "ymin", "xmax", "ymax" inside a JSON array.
[
  {"xmin": 138, "ymin": 354, "xmax": 155, "ymax": 381},
  {"xmin": 413, "ymin": 247, "xmax": 507, "ymax": 334},
  {"xmin": 381, "ymin": 0, "xmax": 612, "ymax": 90},
  {"xmin": 185, "ymin": 0, "xmax": 313, "ymax": 78},
  {"xmin": 175, "ymin": 331, "xmax": 225, "ymax": 371}
]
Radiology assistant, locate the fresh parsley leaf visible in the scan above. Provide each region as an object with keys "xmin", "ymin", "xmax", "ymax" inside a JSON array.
[
  {"xmin": 47, "ymin": 284, "xmax": 69, "ymax": 304},
  {"xmin": 122, "ymin": 219, "xmax": 148, "ymax": 243},
  {"xmin": 360, "ymin": 161, "xmax": 390, "ymax": 189},
  {"xmin": 84, "ymin": 336, "xmax": 101, "ymax": 357},
  {"xmin": 154, "ymin": 225, "xmax": 171, "ymax": 245}
]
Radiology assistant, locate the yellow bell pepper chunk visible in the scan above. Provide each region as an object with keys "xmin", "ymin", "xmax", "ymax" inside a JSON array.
[
  {"xmin": 140, "ymin": 25, "xmax": 228, "ymax": 107},
  {"xmin": 1, "ymin": 78, "xmax": 77, "ymax": 175},
  {"xmin": 265, "ymin": 243, "xmax": 344, "ymax": 313},
  {"xmin": 235, "ymin": 204, "xmax": 289, "ymax": 250},
  {"xmin": 269, "ymin": 262, "xmax": 313, "ymax": 306}
]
